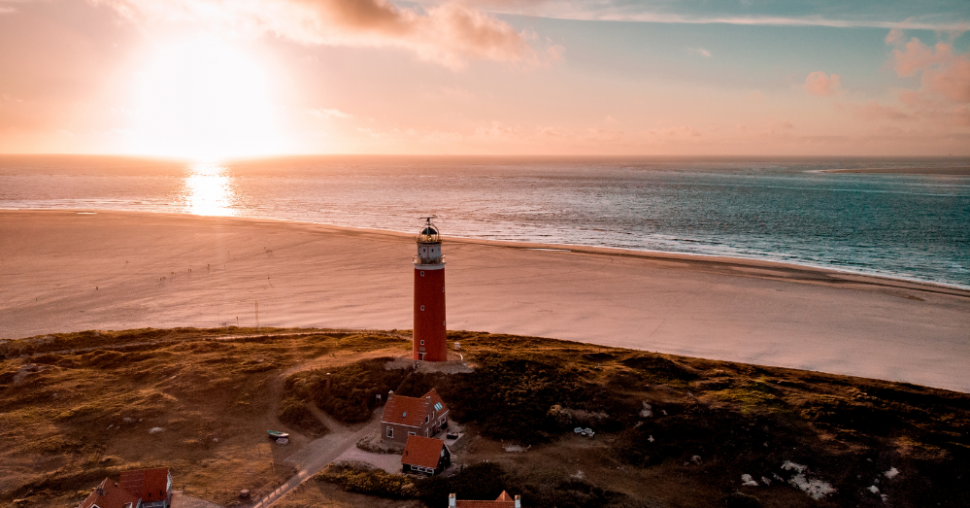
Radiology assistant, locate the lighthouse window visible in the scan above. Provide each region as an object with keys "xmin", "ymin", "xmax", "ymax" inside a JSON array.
[
  {"xmin": 420, "ymin": 340, "xmax": 425, "ymax": 345},
  {"xmin": 420, "ymin": 305, "xmax": 425, "ymax": 311},
  {"xmin": 420, "ymin": 271, "xmax": 425, "ymax": 276}
]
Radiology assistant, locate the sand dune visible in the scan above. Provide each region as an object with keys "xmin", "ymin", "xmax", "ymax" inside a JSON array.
[{"xmin": 1, "ymin": 209, "xmax": 968, "ymax": 392}]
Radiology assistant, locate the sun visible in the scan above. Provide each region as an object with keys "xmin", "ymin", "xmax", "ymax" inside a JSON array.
[{"xmin": 130, "ymin": 35, "xmax": 287, "ymax": 160}]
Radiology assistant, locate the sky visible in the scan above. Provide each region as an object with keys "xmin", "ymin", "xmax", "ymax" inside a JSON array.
[{"xmin": 1, "ymin": 0, "xmax": 969, "ymax": 157}]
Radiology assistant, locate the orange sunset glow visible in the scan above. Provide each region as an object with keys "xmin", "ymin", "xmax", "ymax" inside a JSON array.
[
  {"xmin": 2, "ymin": 2, "xmax": 970, "ymax": 507},
  {"xmin": 1, "ymin": 0, "xmax": 968, "ymax": 157}
]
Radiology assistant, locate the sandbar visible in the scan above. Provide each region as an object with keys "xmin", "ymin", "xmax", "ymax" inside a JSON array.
[
  {"xmin": 1, "ymin": 209, "xmax": 968, "ymax": 392},
  {"xmin": 820, "ymin": 167, "xmax": 970, "ymax": 175}
]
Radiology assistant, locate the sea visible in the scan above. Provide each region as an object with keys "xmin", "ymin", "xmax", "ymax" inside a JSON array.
[{"xmin": 1, "ymin": 155, "xmax": 968, "ymax": 288}]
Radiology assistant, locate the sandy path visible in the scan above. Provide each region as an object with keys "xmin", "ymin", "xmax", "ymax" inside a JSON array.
[{"xmin": 1, "ymin": 210, "xmax": 968, "ymax": 392}]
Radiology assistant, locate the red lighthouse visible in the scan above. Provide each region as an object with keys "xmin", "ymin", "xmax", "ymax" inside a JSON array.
[{"xmin": 413, "ymin": 218, "xmax": 447, "ymax": 361}]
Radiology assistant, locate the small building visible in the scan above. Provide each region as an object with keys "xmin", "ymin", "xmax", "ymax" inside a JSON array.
[
  {"xmin": 448, "ymin": 491, "xmax": 522, "ymax": 507},
  {"xmin": 79, "ymin": 479, "xmax": 141, "ymax": 508},
  {"xmin": 119, "ymin": 468, "xmax": 173, "ymax": 508},
  {"xmin": 382, "ymin": 388, "xmax": 450, "ymax": 445},
  {"xmin": 401, "ymin": 435, "xmax": 451, "ymax": 476}
]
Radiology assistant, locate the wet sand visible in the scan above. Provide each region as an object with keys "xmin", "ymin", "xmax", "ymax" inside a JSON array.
[{"xmin": 1, "ymin": 209, "xmax": 968, "ymax": 392}]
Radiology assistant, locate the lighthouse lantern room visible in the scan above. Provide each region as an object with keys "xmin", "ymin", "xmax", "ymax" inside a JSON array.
[{"xmin": 413, "ymin": 217, "xmax": 447, "ymax": 361}]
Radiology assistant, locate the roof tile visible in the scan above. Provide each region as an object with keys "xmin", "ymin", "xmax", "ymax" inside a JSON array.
[{"xmin": 401, "ymin": 435, "xmax": 446, "ymax": 469}]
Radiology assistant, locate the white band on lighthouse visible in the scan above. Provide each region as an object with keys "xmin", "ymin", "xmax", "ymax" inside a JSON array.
[{"xmin": 413, "ymin": 262, "xmax": 444, "ymax": 270}]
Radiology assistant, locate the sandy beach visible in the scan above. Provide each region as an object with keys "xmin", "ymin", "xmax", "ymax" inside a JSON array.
[{"xmin": 1, "ymin": 209, "xmax": 968, "ymax": 392}]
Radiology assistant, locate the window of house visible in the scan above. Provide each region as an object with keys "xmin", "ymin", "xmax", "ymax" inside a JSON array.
[
  {"xmin": 409, "ymin": 431, "xmax": 416, "ymax": 436},
  {"xmin": 386, "ymin": 427, "xmax": 393, "ymax": 438},
  {"xmin": 434, "ymin": 402, "xmax": 443, "ymax": 411}
]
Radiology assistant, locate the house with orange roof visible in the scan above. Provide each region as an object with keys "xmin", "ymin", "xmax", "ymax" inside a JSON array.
[
  {"xmin": 447, "ymin": 491, "xmax": 522, "ymax": 507},
  {"xmin": 119, "ymin": 468, "xmax": 172, "ymax": 508},
  {"xmin": 381, "ymin": 388, "xmax": 450, "ymax": 445},
  {"xmin": 78, "ymin": 479, "xmax": 141, "ymax": 508},
  {"xmin": 77, "ymin": 468, "xmax": 172, "ymax": 508},
  {"xmin": 401, "ymin": 435, "xmax": 451, "ymax": 476}
]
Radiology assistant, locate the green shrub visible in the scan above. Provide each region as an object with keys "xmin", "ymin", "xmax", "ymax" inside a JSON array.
[
  {"xmin": 723, "ymin": 492, "xmax": 763, "ymax": 508},
  {"xmin": 414, "ymin": 462, "xmax": 510, "ymax": 508},
  {"xmin": 277, "ymin": 397, "xmax": 328, "ymax": 437},
  {"xmin": 315, "ymin": 464, "xmax": 416, "ymax": 499},
  {"xmin": 292, "ymin": 358, "xmax": 408, "ymax": 424}
]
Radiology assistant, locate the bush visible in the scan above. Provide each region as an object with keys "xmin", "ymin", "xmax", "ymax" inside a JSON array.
[
  {"xmin": 723, "ymin": 492, "xmax": 763, "ymax": 508},
  {"xmin": 285, "ymin": 358, "xmax": 408, "ymax": 424},
  {"xmin": 315, "ymin": 464, "xmax": 416, "ymax": 499},
  {"xmin": 415, "ymin": 462, "xmax": 510, "ymax": 508},
  {"xmin": 278, "ymin": 397, "xmax": 328, "ymax": 437}
]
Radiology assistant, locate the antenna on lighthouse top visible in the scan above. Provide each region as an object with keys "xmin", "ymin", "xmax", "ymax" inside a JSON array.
[{"xmin": 417, "ymin": 216, "xmax": 440, "ymax": 243}]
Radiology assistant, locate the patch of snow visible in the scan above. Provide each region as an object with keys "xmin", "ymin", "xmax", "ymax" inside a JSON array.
[
  {"xmin": 741, "ymin": 474, "xmax": 759, "ymax": 487},
  {"xmin": 571, "ymin": 470, "xmax": 585, "ymax": 480},
  {"xmin": 691, "ymin": 455, "xmax": 701, "ymax": 465},
  {"xmin": 868, "ymin": 485, "xmax": 880, "ymax": 494},
  {"xmin": 662, "ymin": 410, "xmax": 668, "ymax": 416},
  {"xmin": 503, "ymin": 444, "xmax": 530, "ymax": 453},
  {"xmin": 781, "ymin": 461, "xmax": 807, "ymax": 474},
  {"xmin": 881, "ymin": 494, "xmax": 889, "ymax": 503},
  {"xmin": 788, "ymin": 474, "xmax": 835, "ymax": 500},
  {"xmin": 761, "ymin": 477, "xmax": 771, "ymax": 486},
  {"xmin": 647, "ymin": 435, "xmax": 655, "ymax": 443},
  {"xmin": 148, "ymin": 427, "xmax": 165, "ymax": 434},
  {"xmin": 884, "ymin": 467, "xmax": 899, "ymax": 479}
]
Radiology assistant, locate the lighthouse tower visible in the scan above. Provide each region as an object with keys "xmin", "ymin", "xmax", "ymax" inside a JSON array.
[{"xmin": 413, "ymin": 218, "xmax": 447, "ymax": 362}]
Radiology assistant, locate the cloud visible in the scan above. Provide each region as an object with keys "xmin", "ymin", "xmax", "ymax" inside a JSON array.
[
  {"xmin": 484, "ymin": 4, "xmax": 970, "ymax": 31},
  {"xmin": 687, "ymin": 47, "xmax": 711, "ymax": 57},
  {"xmin": 307, "ymin": 107, "xmax": 351, "ymax": 119},
  {"xmin": 891, "ymin": 37, "xmax": 970, "ymax": 103},
  {"xmin": 885, "ymin": 27, "xmax": 905, "ymax": 45},
  {"xmin": 92, "ymin": 0, "xmax": 558, "ymax": 68},
  {"xmin": 839, "ymin": 100, "xmax": 913, "ymax": 121},
  {"xmin": 804, "ymin": 71, "xmax": 842, "ymax": 96}
]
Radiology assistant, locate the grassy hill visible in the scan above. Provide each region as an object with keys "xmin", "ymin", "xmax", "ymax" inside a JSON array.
[{"xmin": 1, "ymin": 328, "xmax": 968, "ymax": 508}]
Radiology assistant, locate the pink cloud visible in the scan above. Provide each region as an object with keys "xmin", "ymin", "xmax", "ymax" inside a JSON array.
[
  {"xmin": 92, "ymin": 0, "xmax": 559, "ymax": 68},
  {"xmin": 888, "ymin": 37, "xmax": 970, "ymax": 123},
  {"xmin": 840, "ymin": 100, "xmax": 913, "ymax": 121},
  {"xmin": 804, "ymin": 71, "xmax": 842, "ymax": 96}
]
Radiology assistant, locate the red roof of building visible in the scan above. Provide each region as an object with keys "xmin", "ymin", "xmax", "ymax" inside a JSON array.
[
  {"xmin": 401, "ymin": 435, "xmax": 446, "ymax": 469},
  {"xmin": 119, "ymin": 468, "xmax": 170, "ymax": 503},
  {"xmin": 383, "ymin": 388, "xmax": 448, "ymax": 427},
  {"xmin": 78, "ymin": 478, "xmax": 140, "ymax": 508},
  {"xmin": 455, "ymin": 491, "xmax": 517, "ymax": 508}
]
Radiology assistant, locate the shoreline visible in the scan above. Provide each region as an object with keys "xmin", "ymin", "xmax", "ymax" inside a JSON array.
[
  {"xmin": 2, "ymin": 209, "xmax": 969, "ymax": 392},
  {"xmin": 6, "ymin": 207, "xmax": 968, "ymax": 294}
]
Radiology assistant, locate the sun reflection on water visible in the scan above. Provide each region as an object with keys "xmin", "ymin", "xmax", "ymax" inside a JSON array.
[{"xmin": 183, "ymin": 162, "xmax": 236, "ymax": 216}]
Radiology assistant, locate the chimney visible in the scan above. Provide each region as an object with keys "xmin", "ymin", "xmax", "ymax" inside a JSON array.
[
  {"xmin": 448, "ymin": 493, "xmax": 457, "ymax": 507},
  {"xmin": 515, "ymin": 495, "xmax": 521, "ymax": 508}
]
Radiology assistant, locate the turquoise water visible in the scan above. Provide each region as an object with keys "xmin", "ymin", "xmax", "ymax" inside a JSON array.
[{"xmin": 1, "ymin": 155, "xmax": 968, "ymax": 288}]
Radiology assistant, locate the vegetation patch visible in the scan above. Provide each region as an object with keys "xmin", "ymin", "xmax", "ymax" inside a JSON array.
[
  {"xmin": 278, "ymin": 397, "xmax": 328, "ymax": 437},
  {"xmin": 316, "ymin": 463, "xmax": 417, "ymax": 499},
  {"xmin": 286, "ymin": 358, "xmax": 409, "ymax": 423}
]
